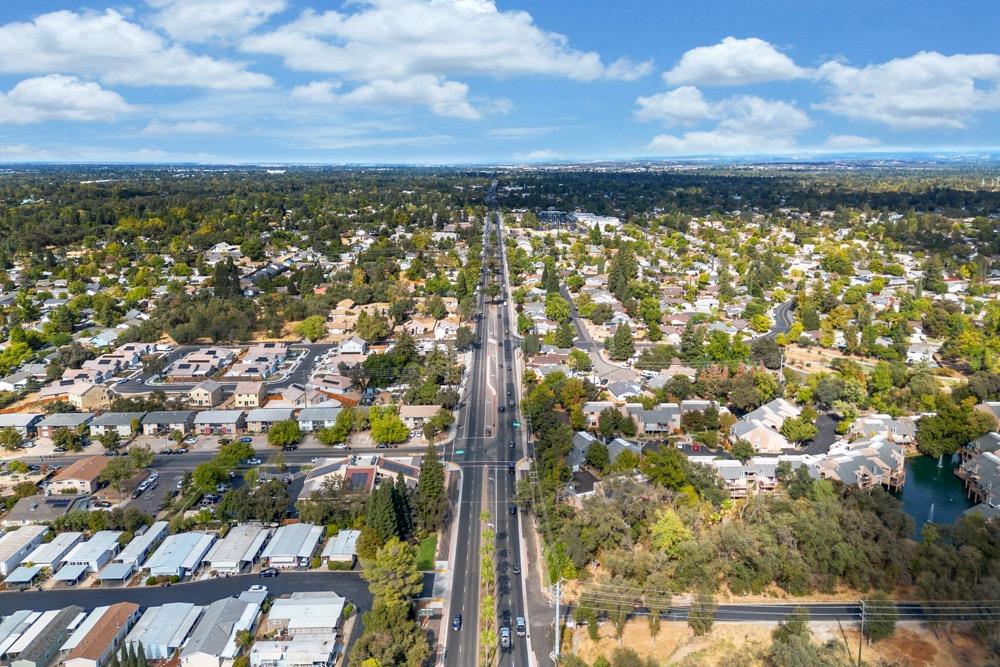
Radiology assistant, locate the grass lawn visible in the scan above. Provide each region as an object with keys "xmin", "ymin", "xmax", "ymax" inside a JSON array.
[{"xmin": 416, "ymin": 534, "xmax": 438, "ymax": 571}]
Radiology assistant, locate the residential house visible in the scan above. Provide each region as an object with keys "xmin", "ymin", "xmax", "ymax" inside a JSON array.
[
  {"xmin": 248, "ymin": 636, "xmax": 337, "ymax": 667},
  {"xmin": 125, "ymin": 603, "xmax": 203, "ymax": 661},
  {"xmin": 145, "ymin": 532, "xmax": 215, "ymax": 579},
  {"xmin": 0, "ymin": 526, "xmax": 49, "ymax": 576},
  {"xmin": 567, "ymin": 432, "xmax": 599, "ymax": 472},
  {"xmin": 189, "ymin": 380, "xmax": 223, "ymax": 408},
  {"xmin": 61, "ymin": 603, "xmax": 140, "ymax": 667},
  {"xmin": 203, "ymin": 524, "xmax": 271, "ymax": 575},
  {"xmin": 581, "ymin": 401, "xmax": 616, "ymax": 429},
  {"xmin": 62, "ymin": 531, "xmax": 122, "ymax": 573},
  {"xmin": 626, "ymin": 403, "xmax": 681, "ymax": 436},
  {"xmin": 0, "ymin": 414, "xmax": 42, "ymax": 439},
  {"xmin": 23, "ymin": 532, "xmax": 84, "ymax": 571},
  {"xmin": 263, "ymin": 592, "xmax": 345, "ymax": 635},
  {"xmin": 89, "ymin": 413, "xmax": 143, "ymax": 440},
  {"xmin": 66, "ymin": 384, "xmax": 111, "ymax": 411},
  {"xmin": 180, "ymin": 593, "xmax": 262, "ymax": 667},
  {"xmin": 296, "ymin": 406, "xmax": 341, "ymax": 433},
  {"xmin": 233, "ymin": 382, "xmax": 265, "ymax": 409},
  {"xmin": 8, "ymin": 606, "xmax": 83, "ymax": 667},
  {"xmin": 193, "ymin": 410, "xmax": 246, "ymax": 435},
  {"xmin": 339, "ymin": 337, "xmax": 368, "ymax": 355},
  {"xmin": 320, "ymin": 530, "xmax": 360, "ymax": 567},
  {"xmin": 115, "ymin": 521, "xmax": 169, "ymax": 570},
  {"xmin": 814, "ymin": 437, "xmax": 906, "ymax": 492},
  {"xmin": 245, "ymin": 408, "xmax": 295, "ymax": 433},
  {"xmin": 399, "ymin": 405, "xmax": 442, "ymax": 431},
  {"xmin": 261, "ymin": 524, "xmax": 323, "ymax": 569},
  {"xmin": 35, "ymin": 413, "xmax": 93, "ymax": 440},
  {"xmin": 2, "ymin": 495, "xmax": 90, "ymax": 528},
  {"xmin": 730, "ymin": 419, "xmax": 790, "ymax": 454},
  {"xmin": 49, "ymin": 456, "xmax": 111, "ymax": 495},
  {"xmin": 141, "ymin": 411, "xmax": 195, "ymax": 436}
]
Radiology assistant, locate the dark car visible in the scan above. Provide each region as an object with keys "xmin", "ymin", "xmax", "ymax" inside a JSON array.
[
  {"xmin": 508, "ymin": 463, "xmax": 515, "ymax": 475},
  {"xmin": 282, "ymin": 444, "xmax": 298, "ymax": 451},
  {"xmin": 508, "ymin": 504, "xmax": 516, "ymax": 515},
  {"xmin": 509, "ymin": 441, "xmax": 515, "ymax": 449},
  {"xmin": 239, "ymin": 436, "xmax": 253, "ymax": 443},
  {"xmin": 451, "ymin": 614, "xmax": 462, "ymax": 631},
  {"xmin": 259, "ymin": 568, "xmax": 279, "ymax": 578},
  {"xmin": 498, "ymin": 405, "xmax": 505, "ymax": 413},
  {"xmin": 512, "ymin": 563, "xmax": 521, "ymax": 575}
]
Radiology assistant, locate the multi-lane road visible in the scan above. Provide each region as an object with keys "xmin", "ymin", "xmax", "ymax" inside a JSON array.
[{"xmin": 444, "ymin": 209, "xmax": 532, "ymax": 666}]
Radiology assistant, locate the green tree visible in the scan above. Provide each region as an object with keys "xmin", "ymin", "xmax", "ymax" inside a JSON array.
[
  {"xmin": 650, "ymin": 508, "xmax": 692, "ymax": 557},
  {"xmin": 916, "ymin": 396, "xmax": 994, "ymax": 457},
  {"xmin": 730, "ymin": 440, "xmax": 755, "ymax": 463},
  {"xmin": 780, "ymin": 416, "xmax": 819, "ymax": 445},
  {"xmin": 585, "ymin": 442, "xmax": 609, "ymax": 471},
  {"xmin": 862, "ymin": 593, "xmax": 898, "ymax": 643},
  {"xmin": 369, "ymin": 407, "xmax": 408, "ymax": 445},
  {"xmin": 101, "ymin": 457, "xmax": 136, "ymax": 496},
  {"xmin": 127, "ymin": 445, "xmax": 154, "ymax": 471},
  {"xmin": 356, "ymin": 311, "xmax": 390, "ymax": 342},
  {"xmin": 607, "ymin": 324, "xmax": 635, "ymax": 361},
  {"xmin": 415, "ymin": 443, "xmax": 447, "ymax": 531},
  {"xmin": 545, "ymin": 293, "xmax": 571, "ymax": 323},
  {"xmin": 364, "ymin": 537, "xmax": 423, "ymax": 602},
  {"xmin": 366, "ymin": 484, "xmax": 400, "ymax": 548},
  {"xmin": 192, "ymin": 461, "xmax": 226, "ymax": 493},
  {"xmin": 267, "ymin": 420, "xmax": 302, "ymax": 448},
  {"xmin": 98, "ymin": 430, "xmax": 122, "ymax": 452},
  {"xmin": 568, "ymin": 348, "xmax": 592, "ymax": 372},
  {"xmin": 0, "ymin": 427, "xmax": 22, "ymax": 451},
  {"xmin": 296, "ymin": 315, "xmax": 327, "ymax": 342},
  {"xmin": 688, "ymin": 595, "xmax": 716, "ymax": 636}
]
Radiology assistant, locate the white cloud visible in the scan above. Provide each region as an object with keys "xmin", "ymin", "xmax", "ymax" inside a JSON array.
[
  {"xmin": 148, "ymin": 0, "xmax": 287, "ymax": 42},
  {"xmin": 242, "ymin": 0, "xmax": 646, "ymax": 82},
  {"xmin": 663, "ymin": 37, "xmax": 808, "ymax": 86},
  {"xmin": 645, "ymin": 94, "xmax": 811, "ymax": 154},
  {"xmin": 293, "ymin": 75, "xmax": 483, "ymax": 119},
  {"xmin": 142, "ymin": 120, "xmax": 226, "ymax": 134},
  {"xmin": 0, "ymin": 75, "xmax": 132, "ymax": 124},
  {"xmin": 635, "ymin": 86, "xmax": 715, "ymax": 125},
  {"xmin": 0, "ymin": 9, "xmax": 272, "ymax": 89},
  {"xmin": 515, "ymin": 148, "xmax": 559, "ymax": 160},
  {"xmin": 823, "ymin": 134, "xmax": 881, "ymax": 150},
  {"xmin": 816, "ymin": 51, "xmax": 1000, "ymax": 129}
]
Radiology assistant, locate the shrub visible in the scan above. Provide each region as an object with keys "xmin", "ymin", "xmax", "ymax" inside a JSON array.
[{"xmin": 146, "ymin": 576, "xmax": 158, "ymax": 586}]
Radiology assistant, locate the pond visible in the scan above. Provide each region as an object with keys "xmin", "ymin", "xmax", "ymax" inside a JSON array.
[{"xmin": 897, "ymin": 454, "xmax": 973, "ymax": 540}]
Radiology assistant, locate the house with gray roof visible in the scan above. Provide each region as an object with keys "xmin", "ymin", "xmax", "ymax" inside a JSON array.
[
  {"xmin": 35, "ymin": 413, "xmax": 93, "ymax": 440},
  {"xmin": 0, "ymin": 414, "xmax": 42, "ymax": 438},
  {"xmin": 126, "ymin": 602, "xmax": 203, "ymax": 660},
  {"xmin": 141, "ymin": 411, "xmax": 195, "ymax": 436},
  {"xmin": 181, "ymin": 593, "xmax": 262, "ymax": 667},
  {"xmin": 89, "ymin": 413, "xmax": 144, "ymax": 439},
  {"xmin": 261, "ymin": 524, "xmax": 323, "ymax": 569},
  {"xmin": 246, "ymin": 408, "xmax": 294, "ymax": 433}
]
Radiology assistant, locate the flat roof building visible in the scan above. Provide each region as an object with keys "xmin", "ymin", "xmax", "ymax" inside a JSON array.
[
  {"xmin": 248, "ymin": 635, "xmax": 337, "ymax": 667},
  {"xmin": 261, "ymin": 524, "xmax": 323, "ymax": 569},
  {"xmin": 204, "ymin": 524, "xmax": 271, "ymax": 575},
  {"xmin": 125, "ymin": 602, "xmax": 203, "ymax": 660},
  {"xmin": 23, "ymin": 531, "xmax": 83, "ymax": 571},
  {"xmin": 146, "ymin": 532, "xmax": 215, "ymax": 579},
  {"xmin": 63, "ymin": 531, "xmax": 122, "ymax": 573},
  {"xmin": 263, "ymin": 592, "xmax": 345, "ymax": 636},
  {"xmin": 320, "ymin": 530, "xmax": 360, "ymax": 566},
  {"xmin": 0, "ymin": 525, "xmax": 49, "ymax": 576},
  {"xmin": 115, "ymin": 521, "xmax": 168, "ymax": 568}
]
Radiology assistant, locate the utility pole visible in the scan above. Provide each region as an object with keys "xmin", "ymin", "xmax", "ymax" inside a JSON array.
[{"xmin": 857, "ymin": 599, "xmax": 866, "ymax": 667}]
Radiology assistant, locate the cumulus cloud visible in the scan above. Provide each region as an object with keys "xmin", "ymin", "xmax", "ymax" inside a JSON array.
[
  {"xmin": 0, "ymin": 9, "xmax": 271, "ymax": 89},
  {"xmin": 142, "ymin": 120, "xmax": 226, "ymax": 134},
  {"xmin": 645, "ymin": 93, "xmax": 811, "ymax": 154},
  {"xmin": 635, "ymin": 86, "xmax": 715, "ymax": 125},
  {"xmin": 293, "ymin": 75, "xmax": 483, "ymax": 119},
  {"xmin": 0, "ymin": 74, "xmax": 132, "ymax": 124},
  {"xmin": 816, "ymin": 51, "xmax": 1000, "ymax": 129},
  {"xmin": 242, "ymin": 0, "xmax": 646, "ymax": 82},
  {"xmin": 663, "ymin": 37, "xmax": 808, "ymax": 86},
  {"xmin": 147, "ymin": 0, "xmax": 287, "ymax": 42},
  {"xmin": 823, "ymin": 134, "xmax": 881, "ymax": 150}
]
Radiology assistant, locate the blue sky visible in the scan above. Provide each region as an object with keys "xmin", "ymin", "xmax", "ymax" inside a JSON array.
[{"xmin": 0, "ymin": 0, "xmax": 998, "ymax": 163}]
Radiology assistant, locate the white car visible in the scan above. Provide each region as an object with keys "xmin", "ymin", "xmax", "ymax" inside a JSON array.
[
  {"xmin": 248, "ymin": 584, "xmax": 268, "ymax": 593},
  {"xmin": 183, "ymin": 437, "xmax": 197, "ymax": 445},
  {"xmin": 147, "ymin": 471, "xmax": 159, "ymax": 481}
]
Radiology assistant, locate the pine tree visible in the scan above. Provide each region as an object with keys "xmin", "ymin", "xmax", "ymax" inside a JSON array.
[
  {"xmin": 392, "ymin": 473, "xmax": 414, "ymax": 539},
  {"xmin": 607, "ymin": 246, "xmax": 636, "ymax": 303},
  {"xmin": 109, "ymin": 648, "xmax": 121, "ymax": 667},
  {"xmin": 415, "ymin": 443, "xmax": 447, "ymax": 531},
  {"xmin": 136, "ymin": 643, "xmax": 147, "ymax": 667},
  {"xmin": 127, "ymin": 642, "xmax": 138, "ymax": 667},
  {"xmin": 366, "ymin": 483, "xmax": 400, "ymax": 545},
  {"xmin": 608, "ymin": 324, "xmax": 635, "ymax": 361}
]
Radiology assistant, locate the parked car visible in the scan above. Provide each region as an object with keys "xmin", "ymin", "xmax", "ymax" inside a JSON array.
[
  {"xmin": 53, "ymin": 446, "xmax": 66, "ymax": 453},
  {"xmin": 282, "ymin": 444, "xmax": 298, "ymax": 451},
  {"xmin": 248, "ymin": 584, "xmax": 268, "ymax": 593},
  {"xmin": 259, "ymin": 568, "xmax": 279, "ymax": 578},
  {"xmin": 245, "ymin": 458, "xmax": 262, "ymax": 465},
  {"xmin": 239, "ymin": 437, "xmax": 253, "ymax": 443},
  {"xmin": 183, "ymin": 437, "xmax": 197, "ymax": 445}
]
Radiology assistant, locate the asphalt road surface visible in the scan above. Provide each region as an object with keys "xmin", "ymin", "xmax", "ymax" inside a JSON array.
[{"xmin": 444, "ymin": 210, "xmax": 531, "ymax": 667}]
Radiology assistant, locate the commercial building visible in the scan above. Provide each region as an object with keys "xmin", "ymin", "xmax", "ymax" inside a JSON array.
[
  {"xmin": 145, "ymin": 532, "xmax": 215, "ymax": 579},
  {"xmin": 261, "ymin": 524, "xmax": 323, "ymax": 569},
  {"xmin": 62, "ymin": 603, "xmax": 140, "ymax": 667},
  {"xmin": 125, "ymin": 602, "xmax": 203, "ymax": 660},
  {"xmin": 204, "ymin": 524, "xmax": 271, "ymax": 575},
  {"xmin": 0, "ymin": 526, "xmax": 49, "ymax": 576},
  {"xmin": 49, "ymin": 456, "xmax": 111, "ymax": 495}
]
